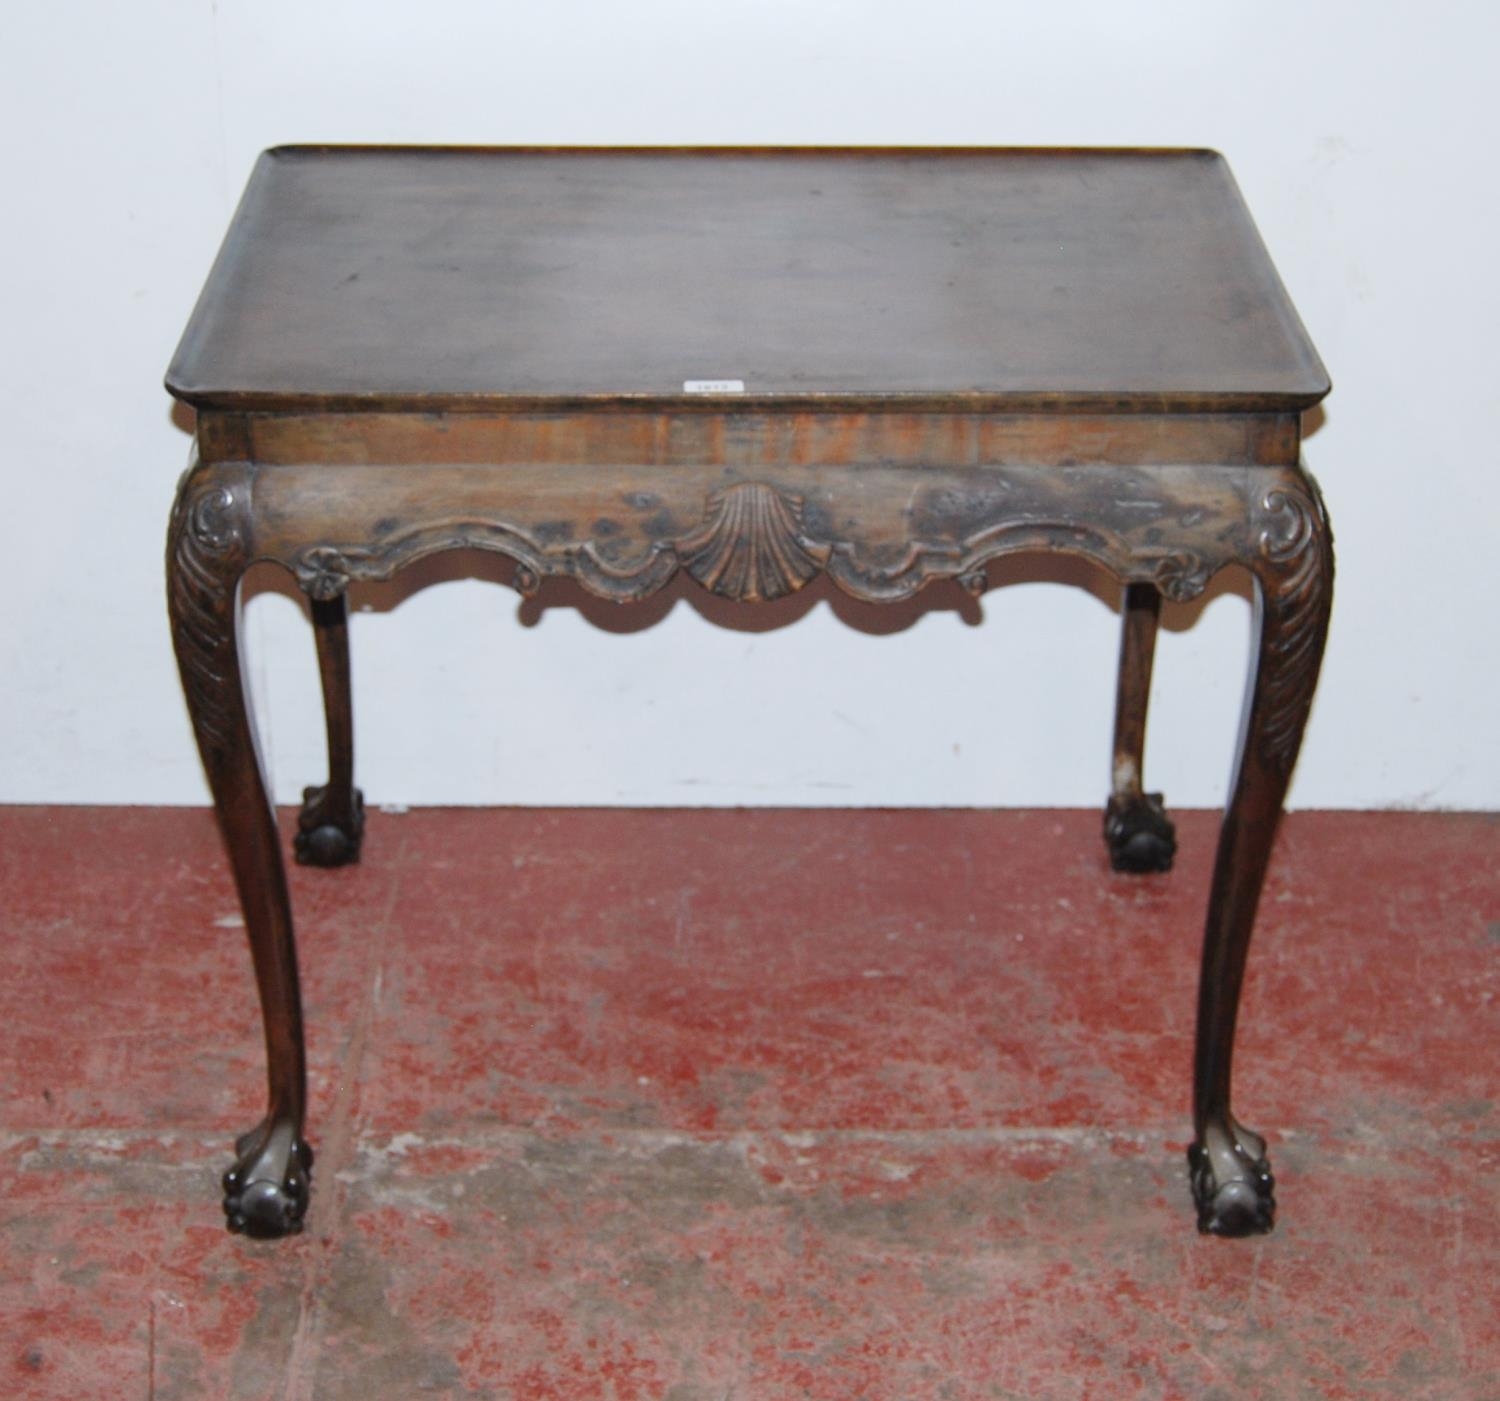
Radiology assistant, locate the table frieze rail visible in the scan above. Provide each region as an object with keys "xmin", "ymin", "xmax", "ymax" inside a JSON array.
[{"xmin": 173, "ymin": 460, "xmax": 1318, "ymax": 614}]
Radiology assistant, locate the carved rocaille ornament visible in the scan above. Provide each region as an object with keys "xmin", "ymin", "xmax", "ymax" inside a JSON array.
[
  {"xmin": 1149, "ymin": 551, "xmax": 1211, "ymax": 604},
  {"xmin": 285, "ymin": 474, "xmax": 1237, "ymax": 608},
  {"xmin": 297, "ymin": 546, "xmax": 353, "ymax": 603}
]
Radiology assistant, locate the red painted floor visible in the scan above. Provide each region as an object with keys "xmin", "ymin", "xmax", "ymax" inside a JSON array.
[{"xmin": 0, "ymin": 807, "xmax": 1495, "ymax": 1398}]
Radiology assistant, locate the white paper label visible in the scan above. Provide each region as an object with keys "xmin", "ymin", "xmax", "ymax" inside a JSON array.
[{"xmin": 683, "ymin": 379, "xmax": 745, "ymax": 394}]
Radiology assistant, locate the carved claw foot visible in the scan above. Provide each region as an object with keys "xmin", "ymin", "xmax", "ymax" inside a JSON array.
[
  {"xmin": 222, "ymin": 1120, "xmax": 314, "ymax": 1238},
  {"xmin": 1188, "ymin": 1123, "xmax": 1275, "ymax": 1237},
  {"xmin": 294, "ymin": 784, "xmax": 365, "ymax": 867},
  {"xmin": 1104, "ymin": 792, "xmax": 1176, "ymax": 873}
]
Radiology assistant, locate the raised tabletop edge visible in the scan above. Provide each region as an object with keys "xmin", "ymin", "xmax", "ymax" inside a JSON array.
[
  {"xmin": 166, "ymin": 389, "xmax": 1331, "ymax": 416},
  {"xmin": 260, "ymin": 143, "xmax": 1231, "ymax": 161}
]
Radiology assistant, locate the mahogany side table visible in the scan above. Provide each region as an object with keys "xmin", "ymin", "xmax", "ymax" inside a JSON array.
[{"xmin": 165, "ymin": 147, "xmax": 1332, "ymax": 1240}]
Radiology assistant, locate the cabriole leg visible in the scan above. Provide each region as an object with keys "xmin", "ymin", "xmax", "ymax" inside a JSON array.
[
  {"xmin": 1189, "ymin": 472, "xmax": 1333, "ymax": 1236},
  {"xmin": 296, "ymin": 592, "xmax": 365, "ymax": 867},
  {"xmin": 167, "ymin": 464, "xmax": 313, "ymax": 1238},
  {"xmin": 1104, "ymin": 582, "xmax": 1176, "ymax": 872}
]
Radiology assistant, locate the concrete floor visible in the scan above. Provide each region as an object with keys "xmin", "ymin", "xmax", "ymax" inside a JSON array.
[{"xmin": 0, "ymin": 806, "xmax": 1495, "ymax": 1398}]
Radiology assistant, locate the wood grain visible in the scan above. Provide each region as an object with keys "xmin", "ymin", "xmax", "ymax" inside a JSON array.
[{"xmin": 168, "ymin": 148, "xmax": 1329, "ymax": 415}]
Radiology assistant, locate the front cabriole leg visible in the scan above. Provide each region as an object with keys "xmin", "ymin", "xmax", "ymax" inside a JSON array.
[
  {"xmin": 1189, "ymin": 468, "xmax": 1333, "ymax": 1236},
  {"xmin": 167, "ymin": 461, "xmax": 313, "ymax": 1238}
]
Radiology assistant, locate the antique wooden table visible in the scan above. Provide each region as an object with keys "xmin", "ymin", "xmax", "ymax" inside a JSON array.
[{"xmin": 166, "ymin": 147, "xmax": 1332, "ymax": 1240}]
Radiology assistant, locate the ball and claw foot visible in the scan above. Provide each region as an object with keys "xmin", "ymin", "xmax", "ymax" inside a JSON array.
[
  {"xmin": 295, "ymin": 784, "xmax": 365, "ymax": 867},
  {"xmin": 1104, "ymin": 792, "xmax": 1177, "ymax": 873},
  {"xmin": 222, "ymin": 1124, "xmax": 315, "ymax": 1238},
  {"xmin": 1188, "ymin": 1134, "xmax": 1275, "ymax": 1237}
]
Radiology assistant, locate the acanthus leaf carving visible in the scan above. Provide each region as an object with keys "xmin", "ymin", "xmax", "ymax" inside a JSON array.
[
  {"xmin": 1253, "ymin": 480, "xmax": 1333, "ymax": 773},
  {"xmin": 167, "ymin": 476, "xmax": 249, "ymax": 762}
]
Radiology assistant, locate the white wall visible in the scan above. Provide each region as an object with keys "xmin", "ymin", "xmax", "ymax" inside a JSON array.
[{"xmin": 2, "ymin": 0, "xmax": 1496, "ymax": 810}]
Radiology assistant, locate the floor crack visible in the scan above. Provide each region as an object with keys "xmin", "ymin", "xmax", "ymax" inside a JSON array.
[{"xmin": 280, "ymin": 833, "xmax": 407, "ymax": 1401}]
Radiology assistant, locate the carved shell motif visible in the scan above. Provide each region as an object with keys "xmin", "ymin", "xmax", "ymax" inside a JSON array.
[{"xmin": 676, "ymin": 483, "xmax": 828, "ymax": 602}]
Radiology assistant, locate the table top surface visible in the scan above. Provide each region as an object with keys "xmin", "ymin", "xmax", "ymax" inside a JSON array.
[{"xmin": 167, "ymin": 147, "xmax": 1329, "ymax": 415}]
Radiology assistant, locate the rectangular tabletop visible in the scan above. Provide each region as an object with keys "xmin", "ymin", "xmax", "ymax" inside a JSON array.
[{"xmin": 167, "ymin": 147, "xmax": 1328, "ymax": 415}]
